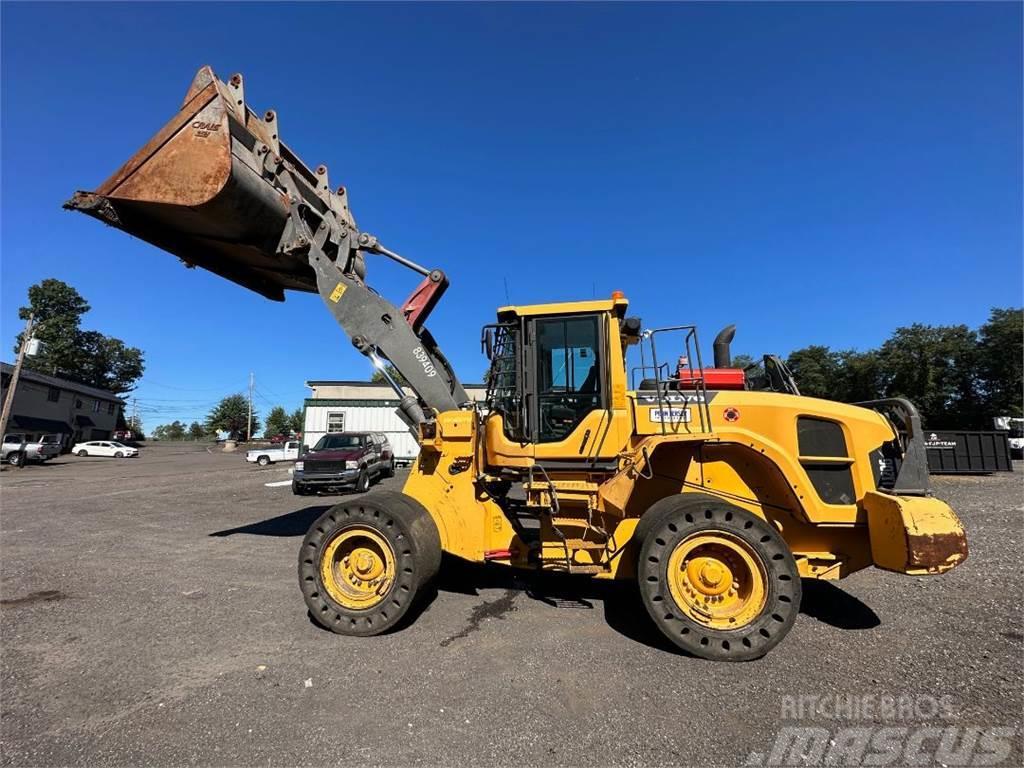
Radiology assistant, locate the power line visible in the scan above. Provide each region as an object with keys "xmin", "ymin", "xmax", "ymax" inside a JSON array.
[{"xmin": 139, "ymin": 380, "xmax": 232, "ymax": 393}]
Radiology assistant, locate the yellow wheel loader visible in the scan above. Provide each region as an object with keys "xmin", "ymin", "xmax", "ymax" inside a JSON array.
[{"xmin": 66, "ymin": 68, "xmax": 967, "ymax": 660}]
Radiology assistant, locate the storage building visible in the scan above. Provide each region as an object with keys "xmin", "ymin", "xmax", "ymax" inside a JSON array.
[{"xmin": 303, "ymin": 380, "xmax": 487, "ymax": 463}]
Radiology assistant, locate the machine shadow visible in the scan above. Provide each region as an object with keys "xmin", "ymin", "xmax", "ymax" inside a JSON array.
[
  {"xmin": 434, "ymin": 560, "xmax": 882, "ymax": 652},
  {"xmin": 209, "ymin": 505, "xmax": 330, "ymax": 538},
  {"xmin": 433, "ymin": 557, "xmax": 685, "ymax": 655},
  {"xmin": 799, "ymin": 579, "xmax": 881, "ymax": 630}
]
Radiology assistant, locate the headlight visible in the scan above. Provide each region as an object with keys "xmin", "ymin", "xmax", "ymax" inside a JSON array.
[
  {"xmin": 345, "ymin": 460, "xmax": 358, "ymax": 469},
  {"xmin": 294, "ymin": 461, "xmax": 304, "ymax": 471}
]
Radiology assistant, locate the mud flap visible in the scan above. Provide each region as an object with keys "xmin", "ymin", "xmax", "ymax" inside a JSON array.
[{"xmin": 863, "ymin": 491, "xmax": 968, "ymax": 575}]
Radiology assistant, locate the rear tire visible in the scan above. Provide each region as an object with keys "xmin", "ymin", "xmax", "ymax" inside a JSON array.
[
  {"xmin": 299, "ymin": 491, "xmax": 442, "ymax": 636},
  {"xmin": 257, "ymin": 455, "xmax": 271, "ymax": 467},
  {"xmin": 384, "ymin": 459, "xmax": 396, "ymax": 478},
  {"xmin": 637, "ymin": 493, "xmax": 801, "ymax": 661}
]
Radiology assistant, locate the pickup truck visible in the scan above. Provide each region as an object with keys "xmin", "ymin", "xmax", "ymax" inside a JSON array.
[
  {"xmin": 292, "ymin": 432, "xmax": 394, "ymax": 495},
  {"xmin": 2, "ymin": 434, "xmax": 62, "ymax": 466},
  {"xmin": 246, "ymin": 440, "xmax": 301, "ymax": 467}
]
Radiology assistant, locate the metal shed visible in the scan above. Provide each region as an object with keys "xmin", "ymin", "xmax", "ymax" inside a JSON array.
[{"xmin": 302, "ymin": 380, "xmax": 487, "ymax": 464}]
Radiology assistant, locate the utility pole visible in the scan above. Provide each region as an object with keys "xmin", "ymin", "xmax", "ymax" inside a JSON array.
[
  {"xmin": 247, "ymin": 372, "xmax": 254, "ymax": 441},
  {"xmin": 0, "ymin": 313, "xmax": 34, "ymax": 445},
  {"xmin": 131, "ymin": 397, "xmax": 138, "ymax": 434}
]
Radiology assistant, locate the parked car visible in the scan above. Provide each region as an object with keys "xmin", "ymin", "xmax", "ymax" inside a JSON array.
[
  {"xmin": 72, "ymin": 440, "xmax": 139, "ymax": 458},
  {"xmin": 246, "ymin": 440, "xmax": 301, "ymax": 467},
  {"xmin": 2, "ymin": 433, "xmax": 62, "ymax": 465},
  {"xmin": 112, "ymin": 430, "xmax": 135, "ymax": 442},
  {"xmin": 292, "ymin": 432, "xmax": 394, "ymax": 495}
]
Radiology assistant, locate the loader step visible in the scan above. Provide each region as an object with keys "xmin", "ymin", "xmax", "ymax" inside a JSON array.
[
  {"xmin": 568, "ymin": 564, "xmax": 606, "ymax": 575},
  {"xmin": 563, "ymin": 538, "xmax": 607, "ymax": 550}
]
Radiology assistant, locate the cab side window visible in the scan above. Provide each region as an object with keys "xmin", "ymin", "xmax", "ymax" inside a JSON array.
[{"xmin": 535, "ymin": 315, "xmax": 603, "ymax": 443}]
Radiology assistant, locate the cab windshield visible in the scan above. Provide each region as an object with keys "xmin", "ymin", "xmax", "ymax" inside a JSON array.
[{"xmin": 312, "ymin": 434, "xmax": 364, "ymax": 451}]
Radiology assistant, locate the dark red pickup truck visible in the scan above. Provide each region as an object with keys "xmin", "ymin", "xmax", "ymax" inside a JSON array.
[{"xmin": 292, "ymin": 432, "xmax": 394, "ymax": 496}]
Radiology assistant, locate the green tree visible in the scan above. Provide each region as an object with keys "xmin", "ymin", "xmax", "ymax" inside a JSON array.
[
  {"xmin": 370, "ymin": 364, "xmax": 409, "ymax": 388},
  {"xmin": 730, "ymin": 354, "xmax": 764, "ymax": 380},
  {"xmin": 15, "ymin": 279, "xmax": 145, "ymax": 393},
  {"xmin": 206, "ymin": 394, "xmax": 259, "ymax": 440},
  {"xmin": 153, "ymin": 421, "xmax": 187, "ymax": 441},
  {"xmin": 77, "ymin": 332, "xmax": 145, "ymax": 395},
  {"xmin": 833, "ymin": 350, "xmax": 883, "ymax": 404},
  {"xmin": 188, "ymin": 421, "xmax": 206, "ymax": 440},
  {"xmin": 289, "ymin": 408, "xmax": 304, "ymax": 435},
  {"xmin": 976, "ymin": 307, "xmax": 1023, "ymax": 418},
  {"xmin": 786, "ymin": 346, "xmax": 841, "ymax": 399},
  {"xmin": 264, "ymin": 405, "xmax": 290, "ymax": 438},
  {"xmin": 877, "ymin": 323, "xmax": 981, "ymax": 428}
]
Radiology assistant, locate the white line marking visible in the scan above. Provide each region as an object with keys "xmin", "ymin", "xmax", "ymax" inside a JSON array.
[{"xmin": 264, "ymin": 480, "xmax": 292, "ymax": 488}]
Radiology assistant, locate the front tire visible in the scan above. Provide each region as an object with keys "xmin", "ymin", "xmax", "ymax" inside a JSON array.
[
  {"xmin": 77, "ymin": 449, "xmax": 88, "ymax": 457},
  {"xmin": 299, "ymin": 491, "xmax": 442, "ymax": 636},
  {"xmin": 7, "ymin": 452, "xmax": 24, "ymax": 467},
  {"xmin": 354, "ymin": 469, "xmax": 370, "ymax": 493},
  {"xmin": 114, "ymin": 451, "xmax": 124, "ymax": 458},
  {"xmin": 637, "ymin": 494, "xmax": 801, "ymax": 661}
]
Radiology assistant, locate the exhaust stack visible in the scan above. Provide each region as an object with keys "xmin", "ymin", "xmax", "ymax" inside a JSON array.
[{"xmin": 713, "ymin": 325, "xmax": 736, "ymax": 368}]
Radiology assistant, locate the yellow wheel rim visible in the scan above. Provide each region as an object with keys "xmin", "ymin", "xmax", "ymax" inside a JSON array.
[
  {"xmin": 319, "ymin": 526, "xmax": 396, "ymax": 610},
  {"xmin": 666, "ymin": 532, "xmax": 768, "ymax": 630}
]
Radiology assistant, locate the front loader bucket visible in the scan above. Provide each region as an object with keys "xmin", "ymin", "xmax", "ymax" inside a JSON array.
[{"xmin": 65, "ymin": 66, "xmax": 351, "ymax": 301}]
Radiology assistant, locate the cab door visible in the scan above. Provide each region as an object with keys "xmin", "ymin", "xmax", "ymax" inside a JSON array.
[
  {"xmin": 528, "ymin": 313, "xmax": 631, "ymax": 463},
  {"xmin": 484, "ymin": 311, "xmax": 632, "ymax": 467},
  {"xmin": 530, "ymin": 315, "xmax": 604, "ymax": 444}
]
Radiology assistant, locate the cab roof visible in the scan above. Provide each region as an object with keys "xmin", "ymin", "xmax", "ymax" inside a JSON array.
[{"xmin": 497, "ymin": 294, "xmax": 629, "ymax": 320}]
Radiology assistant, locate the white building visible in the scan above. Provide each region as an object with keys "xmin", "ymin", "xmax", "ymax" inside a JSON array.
[{"xmin": 302, "ymin": 380, "xmax": 487, "ymax": 463}]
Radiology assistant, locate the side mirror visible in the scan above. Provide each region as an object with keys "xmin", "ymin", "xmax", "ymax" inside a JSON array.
[{"xmin": 482, "ymin": 328, "xmax": 495, "ymax": 360}]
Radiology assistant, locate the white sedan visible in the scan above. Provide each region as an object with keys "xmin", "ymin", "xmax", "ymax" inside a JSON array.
[{"xmin": 72, "ymin": 440, "xmax": 139, "ymax": 458}]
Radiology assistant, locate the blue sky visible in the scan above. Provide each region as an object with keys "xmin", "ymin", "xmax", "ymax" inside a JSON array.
[{"xmin": 2, "ymin": 2, "xmax": 1021, "ymax": 428}]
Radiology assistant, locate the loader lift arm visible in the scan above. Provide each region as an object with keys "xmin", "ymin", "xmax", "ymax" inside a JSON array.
[
  {"xmin": 279, "ymin": 185, "xmax": 470, "ymax": 424},
  {"xmin": 63, "ymin": 66, "xmax": 468, "ymax": 424}
]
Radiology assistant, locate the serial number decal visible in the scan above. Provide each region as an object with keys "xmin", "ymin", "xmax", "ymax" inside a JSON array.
[
  {"xmin": 649, "ymin": 407, "xmax": 690, "ymax": 424},
  {"xmin": 328, "ymin": 282, "xmax": 347, "ymax": 303},
  {"xmin": 412, "ymin": 346, "xmax": 437, "ymax": 377}
]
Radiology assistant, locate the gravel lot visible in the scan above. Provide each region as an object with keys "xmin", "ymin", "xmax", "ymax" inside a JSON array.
[{"xmin": 1, "ymin": 443, "xmax": 1021, "ymax": 766}]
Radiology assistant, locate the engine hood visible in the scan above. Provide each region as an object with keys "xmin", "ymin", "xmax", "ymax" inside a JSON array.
[{"xmin": 305, "ymin": 448, "xmax": 364, "ymax": 461}]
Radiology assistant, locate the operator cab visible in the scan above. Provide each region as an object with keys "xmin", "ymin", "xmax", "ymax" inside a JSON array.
[{"xmin": 481, "ymin": 295, "xmax": 629, "ymax": 448}]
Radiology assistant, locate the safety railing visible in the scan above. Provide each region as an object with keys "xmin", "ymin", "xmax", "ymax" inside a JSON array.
[{"xmin": 632, "ymin": 325, "xmax": 713, "ymax": 436}]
